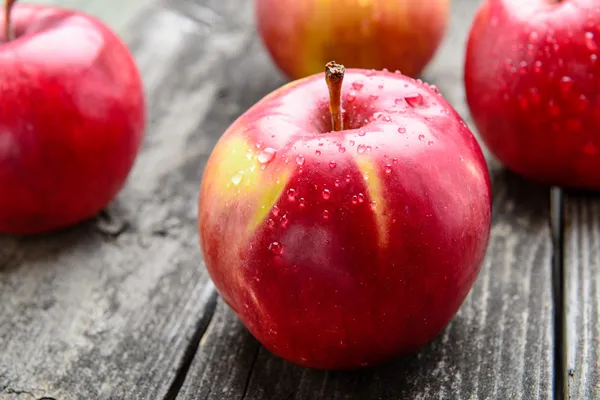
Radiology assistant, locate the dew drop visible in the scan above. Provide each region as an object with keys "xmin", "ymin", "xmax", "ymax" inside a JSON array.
[
  {"xmin": 533, "ymin": 60, "xmax": 542, "ymax": 73},
  {"xmin": 357, "ymin": 144, "xmax": 367, "ymax": 153},
  {"xmin": 559, "ymin": 76, "xmax": 573, "ymax": 94},
  {"xmin": 338, "ymin": 146, "xmax": 346, "ymax": 153},
  {"xmin": 428, "ymin": 141, "xmax": 434, "ymax": 146},
  {"xmin": 586, "ymin": 31, "xmax": 598, "ymax": 51},
  {"xmin": 231, "ymin": 172, "xmax": 244, "ymax": 185},
  {"xmin": 358, "ymin": 193, "xmax": 365, "ymax": 203},
  {"xmin": 373, "ymin": 112, "xmax": 384, "ymax": 120},
  {"xmin": 369, "ymin": 94, "xmax": 379, "ymax": 100},
  {"xmin": 296, "ymin": 154, "xmax": 305, "ymax": 165},
  {"xmin": 298, "ymin": 198, "xmax": 305, "ymax": 208},
  {"xmin": 405, "ymin": 93, "xmax": 423, "ymax": 107},
  {"xmin": 370, "ymin": 201, "xmax": 377, "ymax": 210},
  {"xmin": 349, "ymin": 140, "xmax": 355, "ymax": 146},
  {"xmin": 351, "ymin": 195, "xmax": 358, "ymax": 205},
  {"xmin": 329, "ymin": 161, "xmax": 337, "ymax": 169},
  {"xmin": 591, "ymin": 54, "xmax": 598, "ymax": 64},
  {"xmin": 315, "ymin": 149, "xmax": 322, "ymax": 156},
  {"xmin": 352, "ymin": 81, "xmax": 364, "ymax": 90},
  {"xmin": 272, "ymin": 205, "xmax": 280, "ymax": 217},
  {"xmin": 269, "ymin": 241, "xmax": 283, "ymax": 255},
  {"xmin": 529, "ymin": 31, "xmax": 539, "ymax": 44},
  {"xmin": 394, "ymin": 98, "xmax": 404, "ymax": 105},
  {"xmin": 358, "ymin": 129, "xmax": 367, "ymax": 137},
  {"xmin": 322, "ymin": 189, "xmax": 331, "ymax": 200},
  {"xmin": 334, "ymin": 179, "xmax": 341, "ymax": 187},
  {"xmin": 258, "ymin": 147, "xmax": 276, "ymax": 164},
  {"xmin": 347, "ymin": 91, "xmax": 357, "ymax": 103},
  {"xmin": 384, "ymin": 164, "xmax": 392, "ymax": 174},
  {"xmin": 345, "ymin": 174, "xmax": 351, "ymax": 183},
  {"xmin": 255, "ymin": 140, "xmax": 263, "ymax": 149},
  {"xmin": 398, "ymin": 127, "xmax": 407, "ymax": 134},
  {"xmin": 382, "ymin": 115, "xmax": 392, "ymax": 122},
  {"xmin": 287, "ymin": 188, "xmax": 297, "ymax": 200},
  {"xmin": 322, "ymin": 210, "xmax": 330, "ymax": 220},
  {"xmin": 280, "ymin": 214, "xmax": 289, "ymax": 228},
  {"xmin": 418, "ymin": 134, "xmax": 425, "ymax": 141},
  {"xmin": 378, "ymin": 84, "xmax": 384, "ymax": 90}
]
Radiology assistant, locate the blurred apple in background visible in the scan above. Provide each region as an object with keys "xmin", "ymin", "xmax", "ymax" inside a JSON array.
[
  {"xmin": 256, "ymin": 0, "xmax": 450, "ymax": 81},
  {"xmin": 0, "ymin": 2, "xmax": 145, "ymax": 234},
  {"xmin": 465, "ymin": 0, "xmax": 600, "ymax": 189}
]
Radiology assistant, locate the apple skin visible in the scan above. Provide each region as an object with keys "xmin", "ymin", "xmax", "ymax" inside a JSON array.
[
  {"xmin": 465, "ymin": 0, "xmax": 600, "ymax": 189},
  {"xmin": 255, "ymin": 0, "xmax": 450, "ymax": 81},
  {"xmin": 0, "ymin": 4, "xmax": 145, "ymax": 235},
  {"xmin": 198, "ymin": 68, "xmax": 492, "ymax": 369}
]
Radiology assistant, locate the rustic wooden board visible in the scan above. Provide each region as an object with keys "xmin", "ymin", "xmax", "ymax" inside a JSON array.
[
  {"xmin": 178, "ymin": 0, "xmax": 556, "ymax": 399},
  {"xmin": 0, "ymin": 0, "xmax": 257, "ymax": 398},
  {"xmin": 564, "ymin": 194, "xmax": 600, "ymax": 400}
]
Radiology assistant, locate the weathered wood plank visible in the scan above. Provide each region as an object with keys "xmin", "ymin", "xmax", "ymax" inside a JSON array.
[
  {"xmin": 0, "ymin": 0, "xmax": 255, "ymax": 398},
  {"xmin": 178, "ymin": 0, "xmax": 555, "ymax": 399},
  {"xmin": 564, "ymin": 194, "xmax": 600, "ymax": 399}
]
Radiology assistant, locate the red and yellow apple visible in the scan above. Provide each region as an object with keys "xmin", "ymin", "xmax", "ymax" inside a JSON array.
[
  {"xmin": 255, "ymin": 0, "xmax": 450, "ymax": 81},
  {"xmin": 465, "ymin": 0, "xmax": 600, "ymax": 189},
  {"xmin": 198, "ymin": 62, "xmax": 492, "ymax": 369}
]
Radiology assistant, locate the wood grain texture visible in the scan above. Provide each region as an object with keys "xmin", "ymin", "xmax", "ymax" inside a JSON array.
[
  {"xmin": 178, "ymin": 0, "xmax": 556, "ymax": 399},
  {"xmin": 0, "ymin": 0, "xmax": 257, "ymax": 398},
  {"xmin": 564, "ymin": 194, "xmax": 600, "ymax": 400}
]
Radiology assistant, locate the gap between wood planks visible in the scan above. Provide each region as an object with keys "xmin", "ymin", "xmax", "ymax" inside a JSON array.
[{"xmin": 551, "ymin": 187, "xmax": 566, "ymax": 400}]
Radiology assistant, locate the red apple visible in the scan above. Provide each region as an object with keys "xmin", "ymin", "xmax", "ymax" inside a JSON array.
[
  {"xmin": 255, "ymin": 0, "xmax": 450, "ymax": 81},
  {"xmin": 465, "ymin": 0, "xmax": 600, "ymax": 189},
  {"xmin": 0, "ymin": 1, "xmax": 145, "ymax": 234},
  {"xmin": 198, "ymin": 62, "xmax": 492, "ymax": 369}
]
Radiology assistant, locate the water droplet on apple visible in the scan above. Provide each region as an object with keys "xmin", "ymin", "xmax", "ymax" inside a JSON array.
[
  {"xmin": 378, "ymin": 84, "xmax": 384, "ymax": 90},
  {"xmin": 298, "ymin": 198, "xmax": 305, "ymax": 208},
  {"xmin": 533, "ymin": 60, "xmax": 542, "ymax": 73},
  {"xmin": 269, "ymin": 241, "xmax": 283, "ymax": 255},
  {"xmin": 583, "ymin": 142, "xmax": 598, "ymax": 155},
  {"xmin": 348, "ymin": 91, "xmax": 357, "ymax": 103},
  {"xmin": 345, "ymin": 175, "xmax": 351, "ymax": 183},
  {"xmin": 370, "ymin": 201, "xmax": 377, "ymax": 210},
  {"xmin": 394, "ymin": 98, "xmax": 404, "ymax": 105},
  {"xmin": 405, "ymin": 93, "xmax": 423, "ymax": 107},
  {"xmin": 334, "ymin": 179, "xmax": 341, "ymax": 187},
  {"xmin": 373, "ymin": 112, "xmax": 384, "ymax": 120},
  {"xmin": 329, "ymin": 161, "xmax": 337, "ymax": 169},
  {"xmin": 272, "ymin": 205, "xmax": 280, "ymax": 217},
  {"xmin": 365, "ymin": 69, "xmax": 375, "ymax": 77},
  {"xmin": 395, "ymin": 70, "xmax": 401, "ymax": 74},
  {"xmin": 352, "ymin": 81, "xmax": 364, "ymax": 90},
  {"xmin": 351, "ymin": 195, "xmax": 358, "ymax": 205},
  {"xmin": 322, "ymin": 210, "xmax": 330, "ymax": 220},
  {"xmin": 418, "ymin": 134, "xmax": 425, "ymax": 141},
  {"xmin": 591, "ymin": 54, "xmax": 598, "ymax": 64},
  {"xmin": 255, "ymin": 140, "xmax": 263, "ymax": 149},
  {"xmin": 231, "ymin": 172, "xmax": 244, "ymax": 186},
  {"xmin": 428, "ymin": 141, "xmax": 434, "ymax": 146},
  {"xmin": 358, "ymin": 193, "xmax": 365, "ymax": 203},
  {"xmin": 358, "ymin": 129, "xmax": 367, "ymax": 137},
  {"xmin": 349, "ymin": 140, "xmax": 355, "ymax": 146},
  {"xmin": 559, "ymin": 76, "xmax": 573, "ymax": 94},
  {"xmin": 548, "ymin": 100, "xmax": 561, "ymax": 117},
  {"xmin": 392, "ymin": 157, "xmax": 398, "ymax": 164},
  {"xmin": 398, "ymin": 127, "xmax": 406, "ymax": 134},
  {"xmin": 315, "ymin": 149, "xmax": 321, "ymax": 156},
  {"xmin": 267, "ymin": 219, "xmax": 275, "ymax": 229},
  {"xmin": 287, "ymin": 188, "xmax": 297, "ymax": 200},
  {"xmin": 338, "ymin": 146, "xmax": 346, "ymax": 153},
  {"xmin": 258, "ymin": 147, "xmax": 276, "ymax": 164},
  {"xmin": 586, "ymin": 31, "xmax": 598, "ymax": 51},
  {"xmin": 357, "ymin": 144, "xmax": 367, "ymax": 153},
  {"xmin": 322, "ymin": 189, "xmax": 331, "ymax": 200},
  {"xmin": 369, "ymin": 94, "xmax": 379, "ymax": 100},
  {"xmin": 382, "ymin": 115, "xmax": 392, "ymax": 122},
  {"xmin": 529, "ymin": 31, "xmax": 539, "ymax": 44},
  {"xmin": 280, "ymin": 214, "xmax": 289, "ymax": 228},
  {"xmin": 296, "ymin": 154, "xmax": 305, "ymax": 165},
  {"xmin": 384, "ymin": 164, "xmax": 392, "ymax": 174}
]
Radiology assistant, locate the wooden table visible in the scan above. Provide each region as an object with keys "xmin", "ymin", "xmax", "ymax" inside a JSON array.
[{"xmin": 1, "ymin": 0, "xmax": 598, "ymax": 399}]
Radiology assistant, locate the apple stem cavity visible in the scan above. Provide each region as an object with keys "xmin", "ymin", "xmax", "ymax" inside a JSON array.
[
  {"xmin": 325, "ymin": 61, "xmax": 345, "ymax": 132},
  {"xmin": 4, "ymin": 0, "xmax": 16, "ymax": 42}
]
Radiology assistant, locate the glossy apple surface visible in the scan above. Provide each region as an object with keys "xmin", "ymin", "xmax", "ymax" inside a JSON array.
[
  {"xmin": 465, "ymin": 0, "xmax": 600, "ymax": 188},
  {"xmin": 198, "ymin": 66, "xmax": 492, "ymax": 369},
  {"xmin": 256, "ymin": 0, "xmax": 449, "ymax": 80},
  {"xmin": 0, "ymin": 4, "xmax": 145, "ymax": 234}
]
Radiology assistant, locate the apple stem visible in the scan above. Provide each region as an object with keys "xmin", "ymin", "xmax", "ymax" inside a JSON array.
[
  {"xmin": 325, "ymin": 61, "xmax": 345, "ymax": 132},
  {"xmin": 4, "ymin": 0, "xmax": 16, "ymax": 42}
]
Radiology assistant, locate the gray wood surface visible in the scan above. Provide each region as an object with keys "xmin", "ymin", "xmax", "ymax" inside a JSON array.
[
  {"xmin": 564, "ymin": 194, "xmax": 600, "ymax": 400},
  {"xmin": 178, "ymin": 1, "xmax": 556, "ymax": 399}
]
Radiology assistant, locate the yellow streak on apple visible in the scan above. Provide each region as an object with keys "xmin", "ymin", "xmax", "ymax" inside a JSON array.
[
  {"xmin": 209, "ymin": 135, "xmax": 291, "ymax": 235},
  {"xmin": 355, "ymin": 156, "xmax": 388, "ymax": 247}
]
